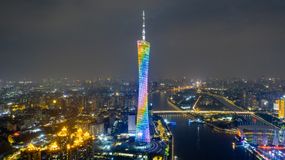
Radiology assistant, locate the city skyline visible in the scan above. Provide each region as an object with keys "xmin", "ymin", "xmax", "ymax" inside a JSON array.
[
  {"xmin": 0, "ymin": 0, "xmax": 285, "ymax": 80},
  {"xmin": 1, "ymin": 1, "xmax": 285, "ymax": 160}
]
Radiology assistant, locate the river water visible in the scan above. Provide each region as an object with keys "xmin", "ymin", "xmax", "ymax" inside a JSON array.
[{"xmin": 150, "ymin": 92, "xmax": 255, "ymax": 160}]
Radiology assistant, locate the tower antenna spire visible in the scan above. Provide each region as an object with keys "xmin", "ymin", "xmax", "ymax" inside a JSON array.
[{"xmin": 142, "ymin": 10, "xmax": 146, "ymax": 40}]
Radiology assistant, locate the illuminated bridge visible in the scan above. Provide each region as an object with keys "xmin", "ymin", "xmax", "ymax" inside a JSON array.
[
  {"xmin": 152, "ymin": 110, "xmax": 279, "ymax": 130},
  {"xmin": 152, "ymin": 110, "xmax": 254, "ymax": 114},
  {"xmin": 152, "ymin": 90, "xmax": 280, "ymax": 130}
]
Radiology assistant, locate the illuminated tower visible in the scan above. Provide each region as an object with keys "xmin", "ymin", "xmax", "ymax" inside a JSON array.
[{"xmin": 135, "ymin": 11, "xmax": 151, "ymax": 143}]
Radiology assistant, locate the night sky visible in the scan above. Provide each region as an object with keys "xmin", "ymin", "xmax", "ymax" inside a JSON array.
[{"xmin": 1, "ymin": 0, "xmax": 285, "ymax": 80}]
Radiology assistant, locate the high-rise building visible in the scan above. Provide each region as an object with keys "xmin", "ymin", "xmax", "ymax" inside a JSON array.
[
  {"xmin": 135, "ymin": 11, "xmax": 151, "ymax": 143},
  {"xmin": 276, "ymin": 99, "xmax": 285, "ymax": 118},
  {"xmin": 128, "ymin": 114, "xmax": 136, "ymax": 134}
]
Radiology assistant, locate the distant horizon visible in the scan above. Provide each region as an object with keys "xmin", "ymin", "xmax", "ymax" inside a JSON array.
[{"xmin": 0, "ymin": 75, "xmax": 284, "ymax": 82}]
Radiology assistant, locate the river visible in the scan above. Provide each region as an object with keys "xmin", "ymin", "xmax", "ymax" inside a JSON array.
[{"xmin": 150, "ymin": 92, "xmax": 255, "ymax": 160}]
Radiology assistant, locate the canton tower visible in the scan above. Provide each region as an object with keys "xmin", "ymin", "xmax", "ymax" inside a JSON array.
[{"xmin": 135, "ymin": 11, "xmax": 151, "ymax": 143}]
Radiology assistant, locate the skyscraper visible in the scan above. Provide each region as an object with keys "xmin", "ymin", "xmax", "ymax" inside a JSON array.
[
  {"xmin": 276, "ymin": 98, "xmax": 285, "ymax": 118},
  {"xmin": 135, "ymin": 11, "xmax": 151, "ymax": 143}
]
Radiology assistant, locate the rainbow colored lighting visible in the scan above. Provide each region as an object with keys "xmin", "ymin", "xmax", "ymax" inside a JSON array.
[
  {"xmin": 135, "ymin": 40, "xmax": 150, "ymax": 143},
  {"xmin": 135, "ymin": 11, "xmax": 150, "ymax": 143}
]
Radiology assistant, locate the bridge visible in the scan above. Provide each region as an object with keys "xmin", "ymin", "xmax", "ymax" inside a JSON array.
[
  {"xmin": 152, "ymin": 88, "xmax": 280, "ymax": 130},
  {"xmin": 152, "ymin": 110, "xmax": 279, "ymax": 130},
  {"xmin": 152, "ymin": 110, "xmax": 254, "ymax": 114}
]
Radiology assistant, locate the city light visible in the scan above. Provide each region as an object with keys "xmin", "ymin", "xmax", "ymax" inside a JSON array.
[
  {"xmin": 1, "ymin": 2, "xmax": 284, "ymax": 160},
  {"xmin": 26, "ymin": 143, "xmax": 39, "ymax": 152},
  {"xmin": 48, "ymin": 141, "xmax": 60, "ymax": 152},
  {"xmin": 57, "ymin": 126, "xmax": 68, "ymax": 137}
]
